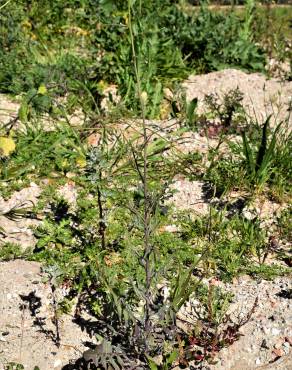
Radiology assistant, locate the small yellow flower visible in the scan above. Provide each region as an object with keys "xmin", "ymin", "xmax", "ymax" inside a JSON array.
[
  {"xmin": 97, "ymin": 80, "xmax": 108, "ymax": 92},
  {"xmin": 76, "ymin": 155, "xmax": 87, "ymax": 168},
  {"xmin": 0, "ymin": 136, "xmax": 16, "ymax": 157},
  {"xmin": 38, "ymin": 85, "xmax": 47, "ymax": 95}
]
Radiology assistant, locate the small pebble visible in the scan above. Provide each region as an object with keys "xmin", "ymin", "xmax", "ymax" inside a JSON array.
[
  {"xmin": 255, "ymin": 358, "xmax": 261, "ymax": 365},
  {"xmin": 283, "ymin": 344, "xmax": 290, "ymax": 354},
  {"xmin": 262, "ymin": 327, "xmax": 270, "ymax": 335},
  {"xmin": 271, "ymin": 328, "xmax": 281, "ymax": 336}
]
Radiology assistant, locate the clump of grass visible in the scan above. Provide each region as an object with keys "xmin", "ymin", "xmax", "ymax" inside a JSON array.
[
  {"xmin": 205, "ymin": 113, "xmax": 291, "ymax": 200},
  {"xmin": 0, "ymin": 242, "xmax": 25, "ymax": 261}
]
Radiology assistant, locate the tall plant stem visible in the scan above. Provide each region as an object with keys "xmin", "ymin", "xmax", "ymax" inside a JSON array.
[
  {"xmin": 0, "ymin": 0, "xmax": 13, "ymax": 12},
  {"xmin": 127, "ymin": 0, "xmax": 152, "ymax": 342},
  {"xmin": 97, "ymin": 181, "xmax": 106, "ymax": 250}
]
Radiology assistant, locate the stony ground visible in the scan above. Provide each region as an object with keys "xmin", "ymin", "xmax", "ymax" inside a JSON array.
[{"xmin": 0, "ymin": 69, "xmax": 291, "ymax": 369}]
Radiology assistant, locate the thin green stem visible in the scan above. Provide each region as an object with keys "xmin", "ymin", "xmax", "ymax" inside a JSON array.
[
  {"xmin": 127, "ymin": 0, "xmax": 152, "ymax": 346},
  {"xmin": 0, "ymin": 0, "xmax": 13, "ymax": 12}
]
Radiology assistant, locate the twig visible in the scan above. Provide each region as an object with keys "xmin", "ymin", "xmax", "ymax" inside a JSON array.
[
  {"xmin": 19, "ymin": 303, "xmax": 27, "ymax": 362},
  {"xmin": 50, "ymin": 281, "xmax": 61, "ymax": 347}
]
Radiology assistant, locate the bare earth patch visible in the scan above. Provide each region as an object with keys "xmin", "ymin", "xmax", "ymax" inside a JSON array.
[
  {"xmin": 0, "ymin": 260, "xmax": 93, "ymax": 370},
  {"xmin": 0, "ymin": 95, "xmax": 19, "ymax": 127},
  {"xmin": 0, "ymin": 184, "xmax": 41, "ymax": 249},
  {"xmin": 183, "ymin": 68, "xmax": 292, "ymax": 128}
]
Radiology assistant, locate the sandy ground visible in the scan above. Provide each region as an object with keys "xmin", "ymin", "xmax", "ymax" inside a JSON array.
[{"xmin": 0, "ymin": 260, "xmax": 94, "ymax": 370}]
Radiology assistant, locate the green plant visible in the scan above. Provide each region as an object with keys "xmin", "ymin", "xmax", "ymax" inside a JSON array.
[
  {"xmin": 242, "ymin": 116, "xmax": 282, "ymax": 189},
  {"xmin": 0, "ymin": 242, "xmax": 24, "ymax": 261},
  {"xmin": 0, "ymin": 0, "xmax": 268, "ymax": 114},
  {"xmin": 205, "ymin": 112, "xmax": 291, "ymax": 199},
  {"xmin": 4, "ymin": 362, "xmax": 39, "ymax": 370},
  {"xmin": 253, "ymin": 4, "xmax": 292, "ymax": 77},
  {"xmin": 176, "ymin": 207, "xmax": 275, "ymax": 280},
  {"xmin": 4, "ymin": 363, "xmax": 24, "ymax": 370},
  {"xmin": 205, "ymin": 152, "xmax": 245, "ymax": 197},
  {"xmin": 277, "ymin": 206, "xmax": 292, "ymax": 243},
  {"xmin": 147, "ymin": 350, "xmax": 178, "ymax": 369},
  {"xmin": 241, "ymin": 0, "xmax": 256, "ymax": 42},
  {"xmin": 204, "ymin": 87, "xmax": 244, "ymax": 130},
  {"xmin": 161, "ymin": 3, "xmax": 266, "ymax": 73},
  {"xmin": 177, "ymin": 281, "xmax": 257, "ymax": 366},
  {"xmin": 1, "ymin": 2, "xmax": 290, "ymax": 369},
  {"xmin": 1, "ymin": 119, "xmax": 86, "ymax": 183}
]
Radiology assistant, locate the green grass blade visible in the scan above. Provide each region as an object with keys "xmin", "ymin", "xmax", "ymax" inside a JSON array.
[{"xmin": 242, "ymin": 131, "xmax": 255, "ymax": 178}]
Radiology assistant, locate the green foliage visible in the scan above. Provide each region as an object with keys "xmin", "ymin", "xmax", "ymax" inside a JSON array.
[
  {"xmin": 277, "ymin": 206, "xmax": 292, "ymax": 243},
  {"xmin": 204, "ymin": 87, "xmax": 245, "ymax": 129},
  {"xmin": 0, "ymin": 0, "xmax": 267, "ymax": 116},
  {"xmin": 0, "ymin": 242, "xmax": 24, "ymax": 261},
  {"xmin": 161, "ymin": 4, "xmax": 266, "ymax": 73},
  {"xmin": 179, "ymin": 281, "xmax": 257, "ymax": 366},
  {"xmin": 246, "ymin": 263, "xmax": 289, "ymax": 280},
  {"xmin": 195, "ymin": 282, "xmax": 233, "ymax": 326},
  {"xmin": 147, "ymin": 350, "xmax": 178, "ymax": 370},
  {"xmin": 177, "ymin": 208, "xmax": 277, "ymax": 280},
  {"xmin": 242, "ymin": 116, "xmax": 281, "ymax": 188},
  {"xmin": 83, "ymin": 336, "xmax": 128, "ymax": 369},
  {"xmin": 205, "ymin": 116, "xmax": 291, "ymax": 199},
  {"xmin": 4, "ymin": 363, "xmax": 39, "ymax": 370},
  {"xmin": 4, "ymin": 363, "xmax": 24, "ymax": 370},
  {"xmin": 253, "ymin": 4, "xmax": 292, "ymax": 76},
  {"xmin": 205, "ymin": 152, "xmax": 245, "ymax": 197},
  {"xmin": 1, "ymin": 122, "xmax": 85, "ymax": 181}
]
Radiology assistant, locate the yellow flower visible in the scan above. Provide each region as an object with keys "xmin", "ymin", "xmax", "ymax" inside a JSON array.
[
  {"xmin": 0, "ymin": 137, "xmax": 16, "ymax": 157},
  {"xmin": 76, "ymin": 155, "xmax": 87, "ymax": 168},
  {"xmin": 38, "ymin": 85, "xmax": 47, "ymax": 95},
  {"xmin": 97, "ymin": 80, "xmax": 108, "ymax": 92}
]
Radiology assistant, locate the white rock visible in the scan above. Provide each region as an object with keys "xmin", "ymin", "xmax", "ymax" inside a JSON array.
[
  {"xmin": 255, "ymin": 358, "xmax": 261, "ymax": 365},
  {"xmin": 54, "ymin": 359, "xmax": 62, "ymax": 368}
]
